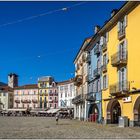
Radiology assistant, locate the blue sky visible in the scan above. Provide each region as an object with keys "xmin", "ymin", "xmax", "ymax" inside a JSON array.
[{"xmin": 0, "ymin": 1, "xmax": 125, "ymax": 85}]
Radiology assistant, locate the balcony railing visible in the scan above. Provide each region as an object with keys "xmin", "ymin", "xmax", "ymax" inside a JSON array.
[
  {"xmin": 102, "ymin": 64, "xmax": 107, "ymax": 73},
  {"xmin": 21, "ymin": 99, "xmax": 31, "ymax": 103},
  {"xmin": 102, "ymin": 43, "xmax": 107, "ymax": 52},
  {"xmin": 86, "ymin": 55, "xmax": 91, "ymax": 64},
  {"xmin": 94, "ymin": 68, "xmax": 101, "ymax": 78},
  {"xmin": 85, "ymin": 92, "xmax": 96, "ymax": 101},
  {"xmin": 32, "ymin": 99, "xmax": 38, "ymax": 103},
  {"xmin": 111, "ymin": 51, "xmax": 127, "ymax": 67},
  {"xmin": 118, "ymin": 29, "xmax": 125, "ymax": 40},
  {"xmin": 15, "ymin": 99, "xmax": 20, "ymax": 103},
  {"xmin": 94, "ymin": 44, "xmax": 100, "ymax": 55},
  {"xmin": 110, "ymin": 81, "xmax": 129, "ymax": 96},
  {"xmin": 74, "ymin": 75, "xmax": 83, "ymax": 86},
  {"xmin": 72, "ymin": 94, "xmax": 85, "ymax": 104}
]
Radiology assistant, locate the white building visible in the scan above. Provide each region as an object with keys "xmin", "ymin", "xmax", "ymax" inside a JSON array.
[
  {"xmin": 57, "ymin": 79, "xmax": 75, "ymax": 109},
  {"xmin": 0, "ymin": 86, "xmax": 14, "ymax": 110},
  {"xmin": 0, "ymin": 73, "xmax": 18, "ymax": 110}
]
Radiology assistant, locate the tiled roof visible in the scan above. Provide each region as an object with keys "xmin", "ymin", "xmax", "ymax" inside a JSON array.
[
  {"xmin": 14, "ymin": 84, "xmax": 38, "ymax": 90},
  {"xmin": 57, "ymin": 79, "xmax": 74, "ymax": 85},
  {"xmin": 0, "ymin": 86, "xmax": 13, "ymax": 92}
]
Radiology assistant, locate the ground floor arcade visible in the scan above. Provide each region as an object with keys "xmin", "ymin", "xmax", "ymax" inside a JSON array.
[{"xmin": 102, "ymin": 93, "xmax": 140, "ymax": 126}]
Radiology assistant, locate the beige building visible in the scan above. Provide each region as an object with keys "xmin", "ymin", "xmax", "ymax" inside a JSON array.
[{"xmin": 72, "ymin": 38, "xmax": 91, "ymax": 120}]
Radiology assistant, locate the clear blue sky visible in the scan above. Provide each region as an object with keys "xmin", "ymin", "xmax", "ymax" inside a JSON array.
[{"xmin": 0, "ymin": 1, "xmax": 125, "ymax": 85}]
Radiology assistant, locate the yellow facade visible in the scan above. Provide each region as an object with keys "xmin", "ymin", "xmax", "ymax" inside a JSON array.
[
  {"xmin": 102, "ymin": 3, "xmax": 140, "ymax": 126},
  {"xmin": 38, "ymin": 81, "xmax": 49, "ymax": 108}
]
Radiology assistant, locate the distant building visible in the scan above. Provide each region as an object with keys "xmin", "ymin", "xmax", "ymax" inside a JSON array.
[
  {"xmin": 14, "ymin": 84, "xmax": 38, "ymax": 109},
  {"xmin": 57, "ymin": 79, "xmax": 75, "ymax": 109},
  {"xmin": 38, "ymin": 76, "xmax": 58, "ymax": 109},
  {"xmin": 0, "ymin": 73, "xmax": 18, "ymax": 110},
  {"xmin": 0, "ymin": 86, "xmax": 14, "ymax": 110}
]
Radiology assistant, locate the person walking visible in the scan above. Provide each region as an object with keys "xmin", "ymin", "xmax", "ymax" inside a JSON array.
[{"xmin": 55, "ymin": 113, "xmax": 59, "ymax": 125}]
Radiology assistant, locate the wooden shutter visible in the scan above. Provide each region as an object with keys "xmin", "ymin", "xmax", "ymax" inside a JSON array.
[
  {"xmin": 124, "ymin": 15, "xmax": 127, "ymax": 27},
  {"xmin": 117, "ymin": 21, "xmax": 121, "ymax": 32},
  {"xmin": 106, "ymin": 32, "xmax": 109, "ymax": 42}
]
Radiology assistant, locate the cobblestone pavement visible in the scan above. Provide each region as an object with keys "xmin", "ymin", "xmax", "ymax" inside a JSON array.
[{"xmin": 0, "ymin": 117, "xmax": 140, "ymax": 139}]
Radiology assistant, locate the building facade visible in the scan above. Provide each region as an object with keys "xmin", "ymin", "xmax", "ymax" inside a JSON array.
[
  {"xmin": 98, "ymin": 2, "xmax": 140, "ymax": 126},
  {"xmin": 84, "ymin": 27, "xmax": 103, "ymax": 123},
  {"xmin": 0, "ymin": 86, "xmax": 14, "ymax": 110},
  {"xmin": 38, "ymin": 76, "xmax": 58, "ymax": 109},
  {"xmin": 57, "ymin": 79, "xmax": 75, "ymax": 108},
  {"xmin": 0, "ymin": 73, "xmax": 18, "ymax": 110},
  {"xmin": 72, "ymin": 38, "xmax": 91, "ymax": 120},
  {"xmin": 14, "ymin": 84, "xmax": 38, "ymax": 109}
]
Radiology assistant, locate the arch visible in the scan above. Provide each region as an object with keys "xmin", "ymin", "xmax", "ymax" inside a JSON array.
[
  {"xmin": 88, "ymin": 103, "xmax": 99, "ymax": 122},
  {"xmin": 107, "ymin": 99, "xmax": 121, "ymax": 124},
  {"xmin": 133, "ymin": 96, "xmax": 140, "ymax": 126}
]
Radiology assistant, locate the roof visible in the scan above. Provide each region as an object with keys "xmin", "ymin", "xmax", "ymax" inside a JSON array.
[
  {"xmin": 57, "ymin": 78, "xmax": 74, "ymax": 85},
  {"xmin": 73, "ymin": 37, "xmax": 91, "ymax": 64},
  {"xmin": 0, "ymin": 85, "xmax": 13, "ymax": 92},
  {"xmin": 85, "ymin": 2, "xmax": 139, "ymax": 51},
  {"xmin": 38, "ymin": 76, "xmax": 54, "ymax": 82},
  {"xmin": 14, "ymin": 84, "xmax": 38, "ymax": 90}
]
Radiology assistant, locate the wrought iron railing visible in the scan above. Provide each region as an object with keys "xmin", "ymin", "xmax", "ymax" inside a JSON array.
[
  {"xmin": 118, "ymin": 29, "xmax": 125, "ymax": 39},
  {"xmin": 110, "ymin": 81, "xmax": 129, "ymax": 96},
  {"xmin": 85, "ymin": 92, "xmax": 96, "ymax": 101},
  {"xmin": 111, "ymin": 50, "xmax": 127, "ymax": 66},
  {"xmin": 94, "ymin": 44, "xmax": 100, "ymax": 55},
  {"xmin": 72, "ymin": 94, "xmax": 85, "ymax": 104},
  {"xmin": 94, "ymin": 68, "xmax": 101, "ymax": 77}
]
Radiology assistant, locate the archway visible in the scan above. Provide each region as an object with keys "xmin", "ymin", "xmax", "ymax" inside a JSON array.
[
  {"xmin": 88, "ymin": 104, "xmax": 99, "ymax": 122},
  {"xmin": 133, "ymin": 96, "xmax": 140, "ymax": 126},
  {"xmin": 107, "ymin": 99, "xmax": 121, "ymax": 124}
]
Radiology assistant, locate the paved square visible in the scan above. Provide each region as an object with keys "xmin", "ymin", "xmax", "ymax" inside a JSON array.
[{"xmin": 0, "ymin": 117, "xmax": 140, "ymax": 139}]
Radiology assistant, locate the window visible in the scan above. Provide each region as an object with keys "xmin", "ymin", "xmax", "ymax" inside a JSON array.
[
  {"xmin": 55, "ymin": 97, "xmax": 57, "ymax": 101},
  {"xmin": 50, "ymin": 97, "xmax": 52, "ymax": 100},
  {"xmin": 22, "ymin": 91, "xmax": 24, "ymax": 95},
  {"xmin": 50, "ymin": 104, "xmax": 52, "ymax": 107},
  {"xmin": 61, "ymin": 93, "xmax": 62, "ymax": 98},
  {"xmin": 28, "ymin": 91, "xmax": 30, "ymax": 95},
  {"xmin": 118, "ymin": 16, "xmax": 127, "ymax": 37},
  {"xmin": 103, "ymin": 75, "xmax": 108, "ymax": 89},
  {"xmin": 34, "ymin": 91, "xmax": 36, "ymax": 95},
  {"xmin": 3, "ymin": 93, "xmax": 6, "ymax": 96},
  {"xmin": 45, "ymin": 90, "xmax": 46, "ymax": 93},
  {"xmin": 65, "ymin": 92, "xmax": 67, "ymax": 98},
  {"xmin": 54, "ymin": 104, "xmax": 56, "ymax": 108},
  {"xmin": 103, "ymin": 54, "xmax": 107, "ymax": 65}
]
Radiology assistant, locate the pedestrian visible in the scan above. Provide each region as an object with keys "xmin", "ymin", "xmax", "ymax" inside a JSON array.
[{"xmin": 55, "ymin": 113, "xmax": 59, "ymax": 125}]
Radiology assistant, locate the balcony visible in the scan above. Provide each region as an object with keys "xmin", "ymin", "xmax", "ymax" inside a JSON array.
[
  {"xmin": 21, "ymin": 99, "xmax": 31, "ymax": 103},
  {"xmin": 110, "ymin": 81, "xmax": 129, "ymax": 96},
  {"xmin": 94, "ymin": 44, "xmax": 100, "ymax": 55},
  {"xmin": 74, "ymin": 75, "xmax": 83, "ymax": 86},
  {"xmin": 86, "ymin": 55, "xmax": 91, "ymax": 64},
  {"xmin": 85, "ymin": 75, "xmax": 90, "ymax": 82},
  {"xmin": 102, "ymin": 64, "xmax": 107, "ymax": 73},
  {"xmin": 102, "ymin": 43, "xmax": 107, "ymax": 52},
  {"xmin": 72, "ymin": 94, "xmax": 85, "ymax": 104},
  {"xmin": 111, "ymin": 51, "xmax": 127, "ymax": 67},
  {"xmin": 118, "ymin": 29, "xmax": 125, "ymax": 40},
  {"xmin": 15, "ymin": 99, "xmax": 20, "ymax": 103},
  {"xmin": 32, "ymin": 99, "xmax": 38, "ymax": 103},
  {"xmin": 85, "ymin": 92, "xmax": 96, "ymax": 102},
  {"xmin": 93, "ymin": 68, "xmax": 100, "ymax": 78}
]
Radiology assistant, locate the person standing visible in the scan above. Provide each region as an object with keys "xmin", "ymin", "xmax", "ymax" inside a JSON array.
[{"xmin": 55, "ymin": 113, "xmax": 59, "ymax": 125}]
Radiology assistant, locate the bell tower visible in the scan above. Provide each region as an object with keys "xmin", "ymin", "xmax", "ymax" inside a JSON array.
[{"xmin": 8, "ymin": 73, "xmax": 18, "ymax": 88}]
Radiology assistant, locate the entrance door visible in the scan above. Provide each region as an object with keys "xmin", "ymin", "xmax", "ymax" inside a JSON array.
[{"xmin": 112, "ymin": 102, "xmax": 121, "ymax": 124}]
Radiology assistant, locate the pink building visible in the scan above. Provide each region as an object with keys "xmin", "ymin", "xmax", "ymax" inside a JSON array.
[{"xmin": 14, "ymin": 84, "xmax": 38, "ymax": 109}]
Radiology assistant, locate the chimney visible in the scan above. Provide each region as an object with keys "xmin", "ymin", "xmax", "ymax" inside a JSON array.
[
  {"xmin": 94, "ymin": 25, "xmax": 100, "ymax": 34},
  {"xmin": 111, "ymin": 9, "xmax": 118, "ymax": 17},
  {"xmin": 8, "ymin": 73, "xmax": 18, "ymax": 88}
]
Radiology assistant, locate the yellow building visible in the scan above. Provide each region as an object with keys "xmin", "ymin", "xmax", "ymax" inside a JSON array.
[
  {"xmin": 98, "ymin": 2, "xmax": 140, "ymax": 126},
  {"xmin": 38, "ymin": 76, "xmax": 53, "ymax": 109}
]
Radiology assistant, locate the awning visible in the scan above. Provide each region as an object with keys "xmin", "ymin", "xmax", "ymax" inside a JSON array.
[{"xmin": 47, "ymin": 108, "xmax": 60, "ymax": 114}]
